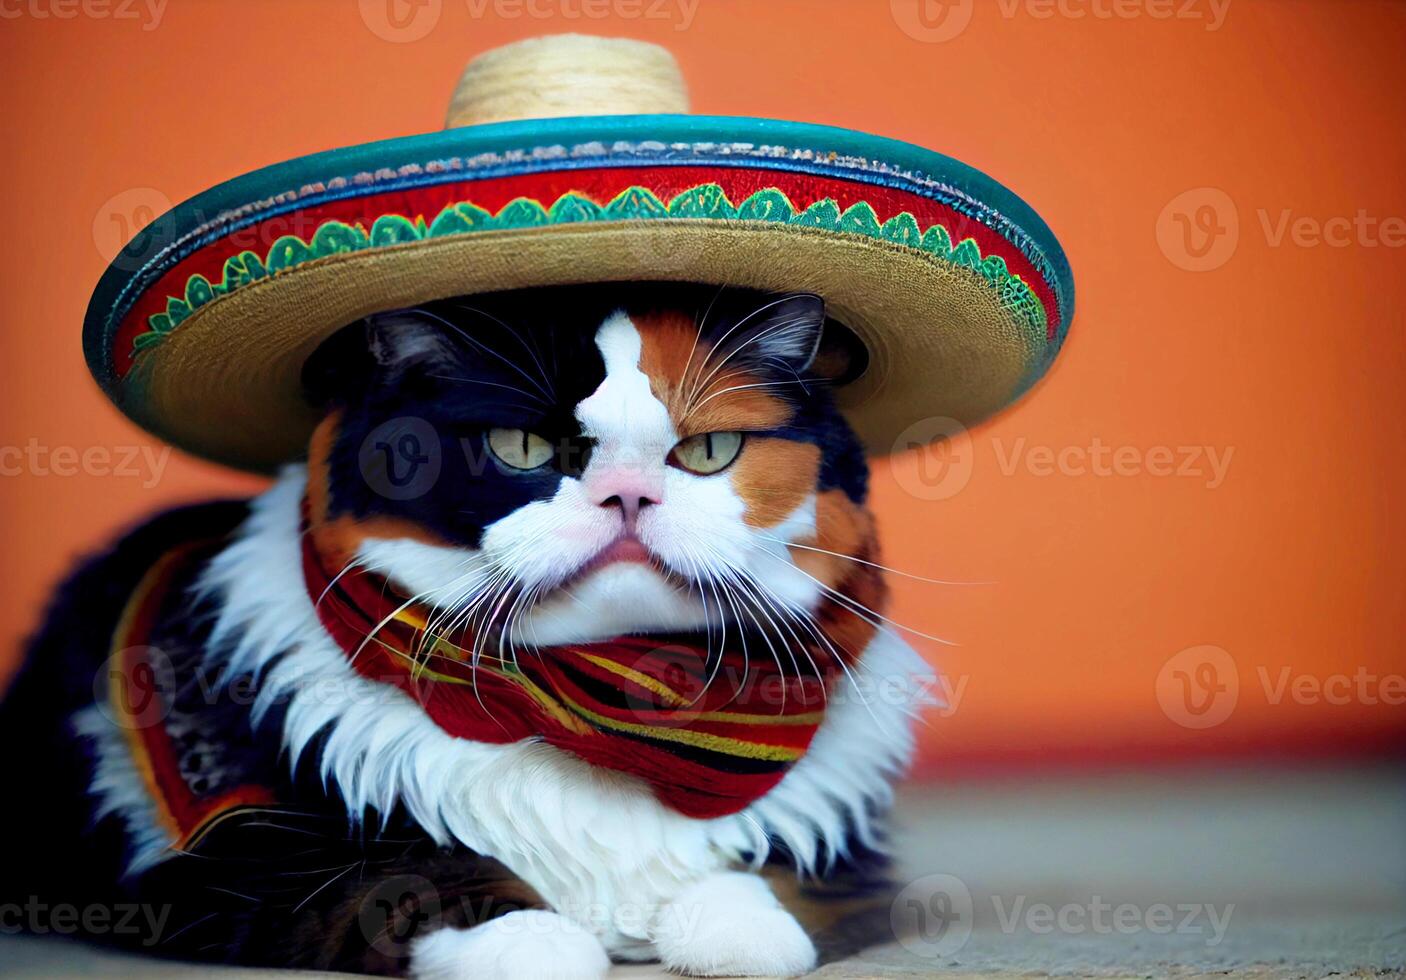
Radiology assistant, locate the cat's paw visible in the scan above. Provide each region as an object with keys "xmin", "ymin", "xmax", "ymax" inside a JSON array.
[
  {"xmin": 651, "ymin": 871, "xmax": 818, "ymax": 977},
  {"xmin": 409, "ymin": 910, "xmax": 610, "ymax": 980}
]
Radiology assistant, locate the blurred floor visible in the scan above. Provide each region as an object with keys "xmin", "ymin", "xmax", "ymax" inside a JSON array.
[
  {"xmin": 889, "ymin": 762, "xmax": 1406, "ymax": 919},
  {"xmin": 6, "ymin": 763, "xmax": 1403, "ymax": 978}
]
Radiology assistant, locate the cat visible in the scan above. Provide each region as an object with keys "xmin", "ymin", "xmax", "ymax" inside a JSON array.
[{"xmin": 0, "ymin": 284, "xmax": 934, "ymax": 979}]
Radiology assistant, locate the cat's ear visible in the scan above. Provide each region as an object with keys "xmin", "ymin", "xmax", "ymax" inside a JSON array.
[
  {"xmin": 809, "ymin": 318, "xmax": 868, "ymax": 384},
  {"xmin": 364, "ymin": 310, "xmax": 464, "ymax": 377},
  {"xmin": 716, "ymin": 292, "xmax": 826, "ymax": 375},
  {"xmin": 302, "ymin": 309, "xmax": 461, "ymax": 406}
]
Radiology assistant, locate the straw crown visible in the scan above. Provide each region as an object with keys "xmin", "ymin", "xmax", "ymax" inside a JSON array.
[{"xmin": 444, "ymin": 34, "xmax": 690, "ymax": 128}]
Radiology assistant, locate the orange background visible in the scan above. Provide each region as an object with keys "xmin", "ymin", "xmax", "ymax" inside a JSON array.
[{"xmin": 2, "ymin": 0, "xmax": 1403, "ymax": 775}]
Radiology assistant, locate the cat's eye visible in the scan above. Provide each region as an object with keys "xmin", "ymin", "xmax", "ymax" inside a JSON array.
[
  {"xmin": 669, "ymin": 431, "xmax": 744, "ymax": 475},
  {"xmin": 487, "ymin": 428, "xmax": 554, "ymax": 471}
]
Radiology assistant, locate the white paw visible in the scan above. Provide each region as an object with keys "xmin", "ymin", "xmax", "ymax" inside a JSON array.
[
  {"xmin": 651, "ymin": 871, "xmax": 817, "ymax": 977},
  {"xmin": 409, "ymin": 909, "xmax": 610, "ymax": 980}
]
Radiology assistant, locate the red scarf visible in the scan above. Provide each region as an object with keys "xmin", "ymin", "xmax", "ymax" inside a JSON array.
[{"xmin": 301, "ymin": 516, "xmax": 839, "ymax": 818}]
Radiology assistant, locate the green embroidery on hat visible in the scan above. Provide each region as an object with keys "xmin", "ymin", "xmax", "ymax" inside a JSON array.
[
  {"xmin": 369, "ymin": 214, "xmax": 424, "ymax": 246},
  {"xmin": 880, "ymin": 212, "xmax": 922, "ymax": 248},
  {"xmin": 669, "ymin": 183, "xmax": 735, "ymax": 220},
  {"xmin": 221, "ymin": 251, "xmax": 268, "ymax": 292},
  {"xmin": 735, "ymin": 188, "xmax": 794, "ymax": 222},
  {"xmin": 792, "ymin": 199, "xmax": 841, "ymax": 230},
  {"xmin": 919, "ymin": 225, "xmax": 952, "ymax": 259},
  {"xmin": 131, "ymin": 183, "xmax": 1048, "ymax": 353},
  {"xmin": 606, "ymin": 187, "xmax": 669, "ymax": 220},
  {"xmin": 266, "ymin": 236, "xmax": 311, "ymax": 273},
  {"xmin": 165, "ymin": 296, "xmax": 191, "ymax": 328},
  {"xmin": 493, "ymin": 198, "xmax": 550, "ymax": 228},
  {"xmin": 837, "ymin": 202, "xmax": 882, "ymax": 238},
  {"xmin": 309, "ymin": 222, "xmax": 370, "ymax": 258},
  {"xmin": 184, "ymin": 275, "xmax": 216, "ymax": 311},
  {"xmin": 979, "ymin": 254, "xmax": 1010, "ymax": 285},
  {"xmin": 950, "ymin": 238, "xmax": 983, "ymax": 271},
  {"xmin": 428, "ymin": 203, "xmax": 493, "ymax": 237},
  {"xmin": 548, "ymin": 193, "xmax": 603, "ymax": 224}
]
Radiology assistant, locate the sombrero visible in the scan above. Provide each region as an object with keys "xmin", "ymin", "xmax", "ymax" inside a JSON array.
[{"xmin": 84, "ymin": 34, "xmax": 1073, "ymax": 473}]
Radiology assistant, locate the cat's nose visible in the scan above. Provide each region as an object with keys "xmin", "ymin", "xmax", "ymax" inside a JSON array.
[
  {"xmin": 589, "ymin": 465, "xmax": 663, "ymax": 527},
  {"xmin": 598, "ymin": 492, "xmax": 660, "ymax": 527}
]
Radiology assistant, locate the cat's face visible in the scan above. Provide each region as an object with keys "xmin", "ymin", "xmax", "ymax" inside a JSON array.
[{"xmin": 302, "ymin": 285, "xmax": 881, "ymax": 649}]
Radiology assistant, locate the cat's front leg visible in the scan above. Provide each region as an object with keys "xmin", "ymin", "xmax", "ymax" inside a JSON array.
[
  {"xmin": 649, "ymin": 870, "xmax": 818, "ymax": 978},
  {"xmin": 410, "ymin": 909, "xmax": 611, "ymax": 980}
]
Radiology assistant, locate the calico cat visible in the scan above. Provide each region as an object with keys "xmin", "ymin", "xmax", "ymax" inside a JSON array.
[{"xmin": 0, "ymin": 284, "xmax": 933, "ymax": 979}]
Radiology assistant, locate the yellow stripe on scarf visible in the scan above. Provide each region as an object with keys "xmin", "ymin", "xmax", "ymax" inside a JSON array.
[
  {"xmin": 561, "ymin": 697, "xmax": 804, "ymax": 762},
  {"xmin": 567, "ymin": 650, "xmax": 691, "ymax": 707},
  {"xmin": 381, "ymin": 645, "xmax": 594, "ymax": 736}
]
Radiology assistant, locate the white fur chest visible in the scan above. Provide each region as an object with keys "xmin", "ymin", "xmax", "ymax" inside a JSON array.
[{"xmin": 193, "ymin": 470, "xmax": 932, "ymax": 954}]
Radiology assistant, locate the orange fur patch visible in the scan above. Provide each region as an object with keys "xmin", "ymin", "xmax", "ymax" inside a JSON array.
[
  {"xmin": 632, "ymin": 310, "xmax": 792, "ymax": 436},
  {"xmin": 794, "ymin": 489, "xmax": 886, "ymax": 663},
  {"xmin": 730, "ymin": 438, "xmax": 821, "ymax": 528}
]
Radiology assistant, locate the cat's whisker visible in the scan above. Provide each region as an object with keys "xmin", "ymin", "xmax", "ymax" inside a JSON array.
[
  {"xmin": 682, "ymin": 297, "xmax": 806, "ymax": 406},
  {"xmin": 416, "ymin": 566, "xmax": 505, "ymax": 673},
  {"xmin": 671, "ymin": 544, "xmax": 723, "ymax": 682},
  {"xmin": 711, "ymin": 543, "xmax": 891, "ymax": 731},
  {"xmin": 429, "ymin": 558, "xmax": 511, "ymax": 642},
  {"xmin": 713, "ymin": 561, "xmax": 800, "ymax": 683},
  {"xmin": 517, "ymin": 581, "xmax": 556, "ymax": 654},
  {"xmin": 449, "ymin": 302, "xmax": 559, "ymax": 402},
  {"xmin": 678, "ymin": 541, "xmax": 756, "ymax": 707},
  {"xmin": 681, "ymin": 537, "xmax": 807, "ymax": 711},
  {"xmin": 684, "ymin": 313, "xmax": 816, "ymax": 412},
  {"xmin": 429, "ymin": 513, "xmax": 569, "ymax": 656},
  {"xmin": 427, "ymin": 374, "xmax": 548, "ymax": 406},
  {"xmin": 311, "ymin": 555, "xmax": 367, "ymax": 610},
  {"xmin": 714, "ymin": 539, "xmax": 888, "ymax": 691},
  {"xmin": 410, "ymin": 308, "xmax": 554, "ymax": 402},
  {"xmin": 670, "ymin": 540, "xmax": 728, "ymax": 696},
  {"xmin": 290, "ymin": 860, "xmax": 362, "ymax": 914},
  {"xmin": 500, "ymin": 576, "xmax": 546, "ymax": 661},
  {"xmin": 718, "ymin": 559, "xmax": 888, "ymax": 727},
  {"xmin": 711, "ymin": 568, "xmax": 791, "ymax": 712},
  {"xmin": 678, "ymin": 287, "xmax": 728, "ymax": 409},
  {"xmin": 686, "ymin": 358, "xmax": 815, "ymax": 407},
  {"xmin": 399, "ymin": 556, "xmax": 520, "ymax": 719},
  {"xmin": 698, "ymin": 541, "xmax": 852, "ymax": 712},
  {"xmin": 349, "ymin": 586, "xmax": 443, "ymax": 672},
  {"xmin": 447, "ymin": 301, "xmax": 557, "ymax": 400},
  {"xmin": 755, "ymin": 534, "xmax": 997, "ymax": 586},
  {"xmin": 710, "ymin": 578, "xmax": 764, "ymax": 709},
  {"xmin": 683, "ymin": 377, "xmax": 814, "ymax": 418},
  {"xmin": 746, "ymin": 542, "xmax": 959, "ymax": 647},
  {"xmin": 467, "ymin": 578, "xmax": 516, "ymax": 667},
  {"xmin": 677, "ymin": 534, "xmax": 753, "ymax": 694}
]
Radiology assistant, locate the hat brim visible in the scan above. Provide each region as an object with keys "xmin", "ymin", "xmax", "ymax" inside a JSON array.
[{"xmin": 85, "ymin": 115, "xmax": 1073, "ymax": 472}]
